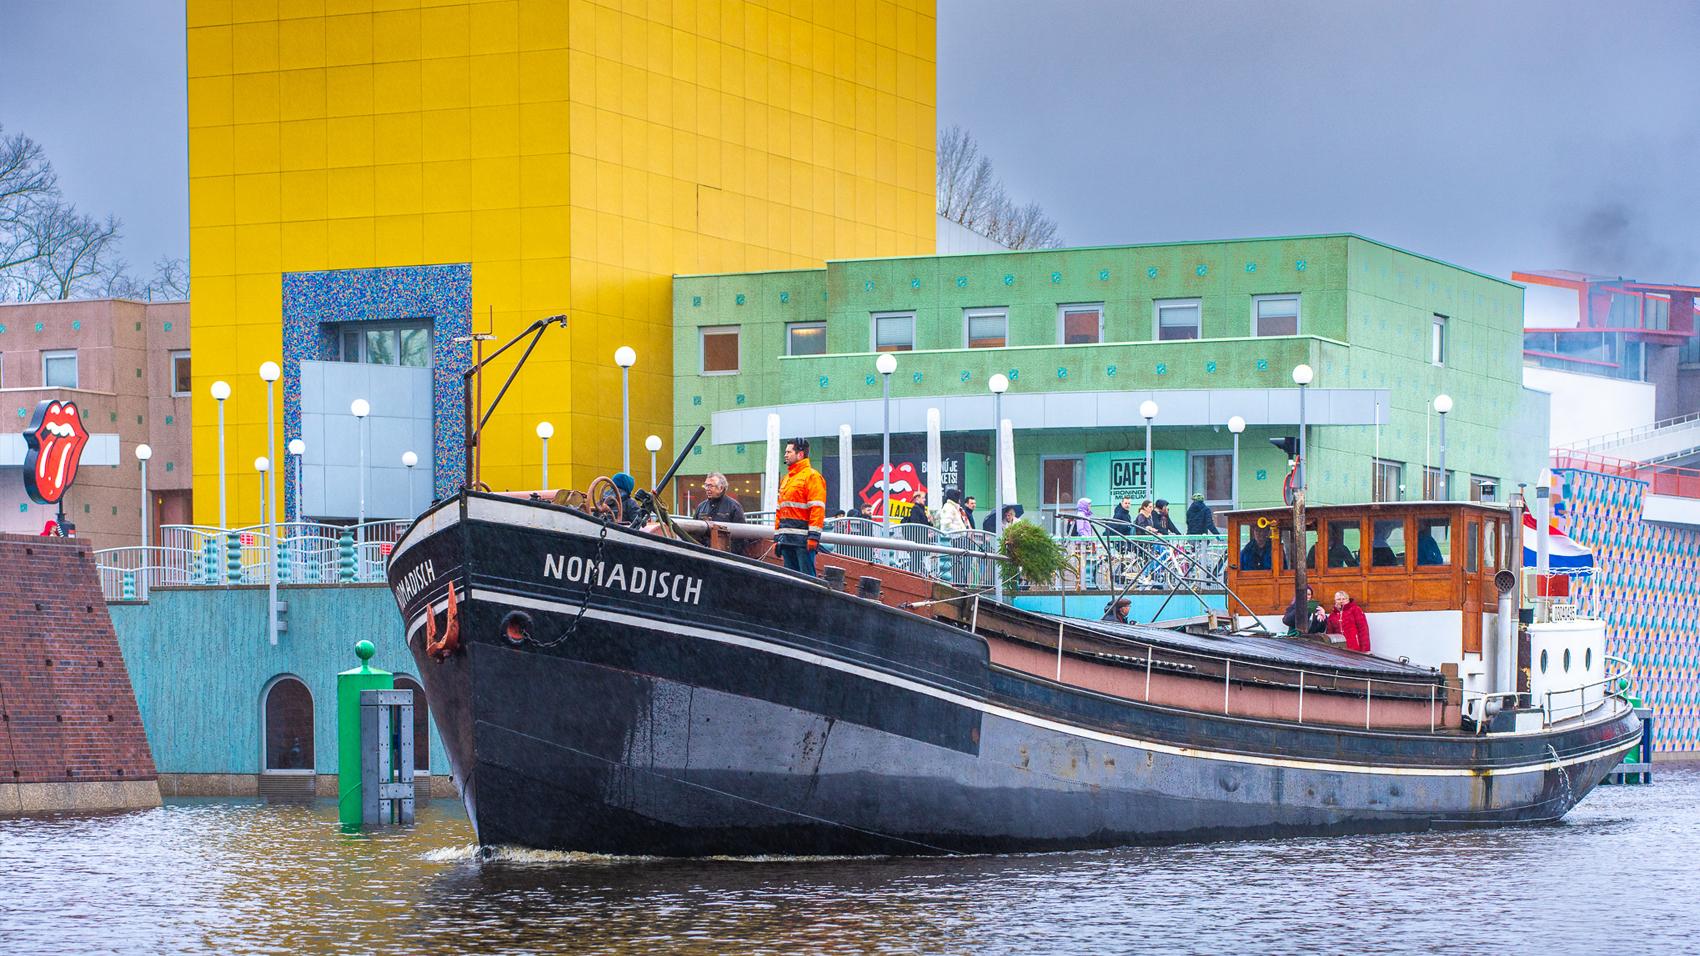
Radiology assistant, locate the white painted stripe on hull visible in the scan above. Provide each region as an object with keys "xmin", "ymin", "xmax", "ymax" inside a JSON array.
[{"xmin": 426, "ymin": 588, "xmax": 1635, "ymax": 781}]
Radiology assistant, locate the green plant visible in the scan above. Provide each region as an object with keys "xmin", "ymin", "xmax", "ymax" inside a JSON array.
[{"xmin": 999, "ymin": 520, "xmax": 1069, "ymax": 591}]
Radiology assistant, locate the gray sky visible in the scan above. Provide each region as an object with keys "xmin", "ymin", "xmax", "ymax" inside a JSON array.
[{"xmin": 3, "ymin": 0, "xmax": 1697, "ymax": 283}]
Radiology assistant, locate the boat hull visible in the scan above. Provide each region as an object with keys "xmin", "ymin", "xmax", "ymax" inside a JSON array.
[{"xmin": 389, "ymin": 494, "xmax": 1641, "ymax": 856}]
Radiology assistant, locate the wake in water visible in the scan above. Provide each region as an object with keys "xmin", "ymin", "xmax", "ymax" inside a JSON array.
[{"xmin": 421, "ymin": 844, "xmax": 890, "ymax": 866}]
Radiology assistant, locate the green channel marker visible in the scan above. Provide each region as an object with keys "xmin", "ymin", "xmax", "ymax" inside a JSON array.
[{"xmin": 337, "ymin": 639, "xmax": 393, "ymax": 830}]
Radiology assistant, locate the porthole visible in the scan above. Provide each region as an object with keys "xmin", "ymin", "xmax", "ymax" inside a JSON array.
[
  {"xmin": 1539, "ymin": 649, "xmax": 1548, "ymax": 674},
  {"xmin": 1586, "ymin": 648, "xmax": 1593, "ymax": 671},
  {"xmin": 1563, "ymin": 649, "xmax": 1572, "ymax": 673}
]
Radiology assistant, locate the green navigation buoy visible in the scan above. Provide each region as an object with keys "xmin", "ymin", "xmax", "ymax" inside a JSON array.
[{"xmin": 337, "ymin": 639, "xmax": 392, "ymax": 830}]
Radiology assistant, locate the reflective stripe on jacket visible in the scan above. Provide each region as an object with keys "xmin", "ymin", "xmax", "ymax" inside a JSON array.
[{"xmin": 774, "ymin": 457, "xmax": 826, "ymax": 544}]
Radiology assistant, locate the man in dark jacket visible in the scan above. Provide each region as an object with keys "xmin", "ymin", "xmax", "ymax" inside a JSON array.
[
  {"xmin": 1150, "ymin": 499, "xmax": 1181, "ymax": 535},
  {"xmin": 694, "ymin": 472, "xmax": 750, "ymax": 554},
  {"xmin": 1185, "ymin": 494, "xmax": 1219, "ymax": 535}
]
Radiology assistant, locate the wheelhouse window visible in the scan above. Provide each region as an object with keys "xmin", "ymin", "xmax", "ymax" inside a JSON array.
[
  {"xmin": 1415, "ymin": 516, "xmax": 1451, "ymax": 566},
  {"xmin": 964, "ymin": 308, "xmax": 1008, "ymax": 349},
  {"xmin": 1253, "ymin": 295, "xmax": 1300, "ymax": 336},
  {"xmin": 872, "ymin": 312, "xmax": 915, "ymax": 352},
  {"xmin": 43, "ymin": 349, "xmax": 78, "ymax": 388},
  {"xmin": 1485, "ymin": 519, "xmax": 1499, "ymax": 570},
  {"xmin": 1370, "ymin": 518, "xmax": 1406, "ymax": 568},
  {"xmin": 1235, "ymin": 520, "xmax": 1274, "ymax": 573},
  {"xmin": 700, "ymin": 325, "xmax": 740, "ymax": 374},
  {"xmin": 337, "ymin": 322, "xmax": 433, "ymax": 368},
  {"xmin": 786, "ymin": 322, "xmax": 826, "ymax": 357},
  {"xmin": 1154, "ymin": 299, "xmax": 1200, "ymax": 341},
  {"xmin": 1280, "ymin": 521, "xmax": 1317, "ymax": 571},
  {"xmin": 1432, "ymin": 314, "xmax": 1448, "ymax": 366},
  {"xmin": 170, "ymin": 351, "xmax": 191, "ymax": 396},
  {"xmin": 1465, "ymin": 519, "xmax": 1480, "ymax": 572},
  {"xmin": 1058, "ymin": 304, "xmax": 1103, "ymax": 345},
  {"xmin": 1326, "ymin": 520, "xmax": 1362, "ymax": 568}
]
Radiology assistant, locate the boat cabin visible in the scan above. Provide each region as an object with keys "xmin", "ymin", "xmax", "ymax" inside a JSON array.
[{"xmin": 1224, "ymin": 500, "xmax": 1514, "ymax": 700}]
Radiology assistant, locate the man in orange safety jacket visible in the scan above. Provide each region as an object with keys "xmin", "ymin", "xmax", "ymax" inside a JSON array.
[{"xmin": 774, "ymin": 436, "xmax": 826, "ymax": 577}]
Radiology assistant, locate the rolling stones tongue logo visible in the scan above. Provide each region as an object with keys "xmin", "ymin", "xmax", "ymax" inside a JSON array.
[
  {"xmin": 23, "ymin": 399, "xmax": 90, "ymax": 505},
  {"xmin": 859, "ymin": 461, "xmax": 927, "ymax": 515}
]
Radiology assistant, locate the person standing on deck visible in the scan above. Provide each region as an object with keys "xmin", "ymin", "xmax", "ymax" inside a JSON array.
[
  {"xmin": 694, "ymin": 472, "xmax": 750, "ymax": 556},
  {"xmin": 775, "ymin": 437, "xmax": 826, "ymax": 577},
  {"xmin": 1327, "ymin": 589, "xmax": 1371, "ymax": 653}
]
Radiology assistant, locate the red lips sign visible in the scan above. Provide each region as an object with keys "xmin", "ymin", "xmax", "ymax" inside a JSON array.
[
  {"xmin": 23, "ymin": 399, "xmax": 90, "ymax": 505},
  {"xmin": 859, "ymin": 461, "xmax": 927, "ymax": 520}
]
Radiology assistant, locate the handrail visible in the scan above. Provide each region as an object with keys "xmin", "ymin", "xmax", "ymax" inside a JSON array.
[
  {"xmin": 93, "ymin": 519, "xmax": 415, "ymax": 599},
  {"xmin": 1541, "ymin": 654, "xmax": 1638, "ymax": 726},
  {"xmin": 1576, "ymin": 411, "xmax": 1700, "ymax": 451}
]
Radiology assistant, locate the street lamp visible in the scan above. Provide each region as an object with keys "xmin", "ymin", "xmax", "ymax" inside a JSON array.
[
  {"xmin": 536, "ymin": 420, "xmax": 553, "ymax": 489},
  {"xmin": 614, "ymin": 346, "xmax": 636, "ymax": 474},
  {"xmin": 402, "ymin": 450, "xmax": 419, "ymax": 514},
  {"xmin": 287, "ymin": 438, "xmax": 305, "ymax": 525},
  {"xmin": 1434, "ymin": 393, "xmax": 1453, "ymax": 499},
  {"xmin": 875, "ymin": 352, "xmax": 898, "ymax": 527},
  {"xmin": 1140, "ymin": 399, "xmax": 1159, "ymax": 499},
  {"xmin": 258, "ymin": 362, "xmax": 280, "ymax": 641},
  {"xmin": 1290, "ymin": 363, "xmax": 1314, "ymax": 624},
  {"xmin": 1227, "ymin": 415, "xmax": 1246, "ymax": 510},
  {"xmin": 351, "ymin": 398, "xmax": 370, "ymax": 541},
  {"xmin": 135, "ymin": 443, "xmax": 152, "ymax": 601},
  {"xmin": 645, "ymin": 434, "xmax": 662, "ymax": 489},
  {"xmin": 989, "ymin": 373, "xmax": 1009, "ymax": 602},
  {"xmin": 1291, "ymin": 363, "xmax": 1313, "ymax": 492},
  {"xmin": 210, "ymin": 380, "xmax": 231, "ymax": 532}
]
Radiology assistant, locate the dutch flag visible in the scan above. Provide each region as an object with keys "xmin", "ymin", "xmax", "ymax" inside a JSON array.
[{"xmin": 1521, "ymin": 511, "xmax": 1595, "ymax": 576}]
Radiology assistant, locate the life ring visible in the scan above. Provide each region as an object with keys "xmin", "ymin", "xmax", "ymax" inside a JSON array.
[{"xmin": 425, "ymin": 580, "xmax": 461, "ymax": 659}]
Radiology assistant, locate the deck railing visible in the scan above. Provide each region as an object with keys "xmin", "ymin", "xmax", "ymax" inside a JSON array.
[{"xmin": 95, "ymin": 520, "xmax": 412, "ymax": 600}]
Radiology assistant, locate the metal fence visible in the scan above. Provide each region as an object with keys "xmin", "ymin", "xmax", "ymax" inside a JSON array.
[
  {"xmin": 95, "ymin": 520, "xmax": 411, "ymax": 600},
  {"xmin": 1053, "ymin": 533, "xmax": 1228, "ymax": 592}
]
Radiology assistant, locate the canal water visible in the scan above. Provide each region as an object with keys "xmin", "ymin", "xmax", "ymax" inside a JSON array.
[{"xmin": 4, "ymin": 770, "xmax": 1697, "ymax": 954}]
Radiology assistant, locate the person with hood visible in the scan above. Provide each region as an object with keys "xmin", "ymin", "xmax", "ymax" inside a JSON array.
[
  {"xmin": 1281, "ymin": 585, "xmax": 1329, "ymax": 636},
  {"xmin": 1327, "ymin": 589, "xmax": 1372, "ymax": 653},
  {"xmin": 1072, "ymin": 498, "xmax": 1094, "ymax": 536},
  {"xmin": 1185, "ymin": 493, "xmax": 1219, "ymax": 535},
  {"xmin": 599, "ymin": 472, "xmax": 640, "ymax": 526},
  {"xmin": 1150, "ymin": 499, "xmax": 1181, "ymax": 535},
  {"xmin": 937, "ymin": 489, "xmax": 971, "ymax": 534}
]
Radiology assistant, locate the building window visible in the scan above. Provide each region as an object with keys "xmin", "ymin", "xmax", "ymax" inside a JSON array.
[
  {"xmin": 964, "ymin": 308, "xmax": 1007, "ymax": 349},
  {"xmin": 1372, "ymin": 459, "xmax": 1404, "ymax": 502},
  {"xmin": 1058, "ymin": 304, "xmax": 1103, "ymax": 345},
  {"xmin": 1154, "ymin": 299, "xmax": 1200, "ymax": 341},
  {"xmin": 1189, "ymin": 451, "xmax": 1233, "ymax": 508},
  {"xmin": 42, "ymin": 349, "xmax": 78, "ymax": 388},
  {"xmin": 700, "ymin": 325, "xmax": 740, "ymax": 374},
  {"xmin": 170, "ymin": 351, "xmax": 191, "ymax": 396},
  {"xmin": 871, "ymin": 312, "xmax": 915, "ymax": 352},
  {"xmin": 1253, "ymin": 295, "xmax": 1300, "ymax": 336},
  {"xmin": 1423, "ymin": 466, "xmax": 1449, "ymax": 500},
  {"xmin": 786, "ymin": 322, "xmax": 826, "ymax": 356},
  {"xmin": 262, "ymin": 676, "xmax": 315, "ymax": 772},
  {"xmin": 337, "ymin": 322, "xmax": 433, "ymax": 367},
  {"xmin": 1470, "ymin": 475, "xmax": 1499, "ymax": 502},
  {"xmin": 1432, "ymin": 314, "xmax": 1447, "ymax": 366}
]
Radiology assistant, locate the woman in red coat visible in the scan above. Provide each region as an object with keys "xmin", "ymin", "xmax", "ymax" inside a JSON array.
[{"xmin": 1327, "ymin": 590, "xmax": 1371, "ymax": 653}]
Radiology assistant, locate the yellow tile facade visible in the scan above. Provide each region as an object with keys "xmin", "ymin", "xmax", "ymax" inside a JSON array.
[{"xmin": 188, "ymin": 0, "xmax": 936, "ymax": 525}]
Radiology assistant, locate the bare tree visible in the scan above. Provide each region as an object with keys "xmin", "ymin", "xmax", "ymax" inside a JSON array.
[
  {"xmin": 147, "ymin": 256, "xmax": 190, "ymax": 300},
  {"xmin": 0, "ymin": 124, "xmax": 137, "ymax": 302},
  {"xmin": 936, "ymin": 125, "xmax": 1062, "ymax": 250}
]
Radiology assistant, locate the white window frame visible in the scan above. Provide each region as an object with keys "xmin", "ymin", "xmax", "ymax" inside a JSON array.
[
  {"xmin": 42, "ymin": 349, "xmax": 78, "ymax": 389},
  {"xmin": 870, "ymin": 311, "xmax": 915, "ymax": 352},
  {"xmin": 170, "ymin": 350, "xmax": 191, "ymax": 396},
  {"xmin": 1251, "ymin": 294, "xmax": 1301, "ymax": 337},
  {"xmin": 963, "ymin": 307, "xmax": 1008, "ymax": 349},
  {"xmin": 1432, "ymin": 314, "xmax": 1447, "ymax": 366},
  {"xmin": 699, "ymin": 325, "xmax": 741, "ymax": 375},
  {"xmin": 785, "ymin": 321, "xmax": 826, "ymax": 357},
  {"xmin": 1056, "ymin": 303, "xmax": 1105, "ymax": 345},
  {"xmin": 1188, "ymin": 449, "xmax": 1235, "ymax": 509},
  {"xmin": 1153, "ymin": 298, "xmax": 1201, "ymax": 341}
]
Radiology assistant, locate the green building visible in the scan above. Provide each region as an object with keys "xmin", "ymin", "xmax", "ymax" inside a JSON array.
[{"xmin": 669, "ymin": 234, "xmax": 1548, "ymax": 528}]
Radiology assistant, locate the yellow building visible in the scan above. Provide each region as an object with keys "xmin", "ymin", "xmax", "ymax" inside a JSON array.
[{"xmin": 187, "ymin": 0, "xmax": 936, "ymax": 527}]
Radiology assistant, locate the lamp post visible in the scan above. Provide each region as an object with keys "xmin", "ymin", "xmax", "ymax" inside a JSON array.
[
  {"xmin": 1434, "ymin": 393, "xmax": 1453, "ymax": 500},
  {"xmin": 1292, "ymin": 364, "xmax": 1313, "ymax": 490},
  {"xmin": 875, "ymin": 352, "xmax": 897, "ymax": 527},
  {"xmin": 1227, "ymin": 415, "xmax": 1245, "ymax": 510},
  {"xmin": 615, "ymin": 346, "xmax": 636, "ymax": 474},
  {"xmin": 287, "ymin": 438, "xmax": 305, "ymax": 525},
  {"xmin": 136, "ymin": 443, "xmax": 152, "ymax": 601},
  {"xmin": 535, "ymin": 420, "xmax": 553, "ymax": 489},
  {"xmin": 645, "ymin": 434, "xmax": 662, "ymax": 489},
  {"xmin": 989, "ymin": 373, "xmax": 1009, "ymax": 601},
  {"xmin": 1291, "ymin": 363, "xmax": 1314, "ymax": 623},
  {"xmin": 402, "ymin": 451, "xmax": 418, "ymax": 514},
  {"xmin": 1139, "ymin": 400, "xmax": 1159, "ymax": 500},
  {"xmin": 351, "ymin": 398, "xmax": 370, "ymax": 544},
  {"xmin": 254, "ymin": 455, "xmax": 271, "ymax": 630},
  {"xmin": 259, "ymin": 362, "xmax": 280, "ymax": 641},
  {"xmin": 210, "ymin": 380, "xmax": 231, "ymax": 532}
]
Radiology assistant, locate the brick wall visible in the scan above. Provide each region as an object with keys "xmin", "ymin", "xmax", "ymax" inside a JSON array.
[{"xmin": 0, "ymin": 533, "xmax": 157, "ymax": 787}]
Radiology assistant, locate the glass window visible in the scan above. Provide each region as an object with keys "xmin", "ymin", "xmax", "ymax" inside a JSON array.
[
  {"xmin": 399, "ymin": 327, "xmax": 431, "ymax": 367},
  {"xmin": 1465, "ymin": 519, "xmax": 1480, "ymax": 572},
  {"xmin": 170, "ymin": 351, "xmax": 191, "ymax": 396},
  {"xmin": 1373, "ymin": 459, "xmax": 1404, "ymax": 502},
  {"xmin": 787, "ymin": 322, "xmax": 826, "ymax": 356},
  {"xmin": 341, "ymin": 330, "xmax": 361, "ymax": 363},
  {"xmin": 1253, "ymin": 295, "xmax": 1300, "ymax": 336},
  {"xmin": 1155, "ymin": 299, "xmax": 1200, "ymax": 340},
  {"xmin": 1326, "ymin": 520, "xmax": 1361, "ymax": 568},
  {"xmin": 43, "ymin": 350, "xmax": 77, "ymax": 388},
  {"xmin": 1485, "ymin": 519, "xmax": 1500, "ymax": 570},
  {"xmin": 1424, "ymin": 467, "xmax": 1449, "ymax": 500},
  {"xmin": 965, "ymin": 309, "xmax": 1007, "ymax": 349},
  {"xmin": 1470, "ymin": 475, "xmax": 1498, "ymax": 501},
  {"xmin": 1189, "ymin": 452, "xmax": 1233, "ymax": 506},
  {"xmin": 1370, "ymin": 518, "xmax": 1406, "ymax": 568},
  {"xmin": 1040, "ymin": 457, "xmax": 1082, "ymax": 532},
  {"xmin": 1416, "ymin": 516, "xmax": 1451, "ymax": 566},
  {"xmin": 872, "ymin": 312, "xmax": 914, "ymax": 352},
  {"xmin": 1237, "ymin": 521, "xmax": 1274, "ymax": 572},
  {"xmin": 1432, "ymin": 314, "xmax": 1447, "ymax": 366},
  {"xmin": 1059, "ymin": 305, "xmax": 1102, "ymax": 345},
  {"xmin": 365, "ymin": 328, "xmax": 397, "ymax": 365},
  {"xmin": 1280, "ymin": 522, "xmax": 1316, "ymax": 570},
  {"xmin": 700, "ymin": 326, "xmax": 740, "ymax": 373}
]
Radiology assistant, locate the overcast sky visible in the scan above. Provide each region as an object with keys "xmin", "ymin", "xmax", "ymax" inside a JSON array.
[{"xmin": 3, "ymin": 0, "xmax": 1697, "ymax": 285}]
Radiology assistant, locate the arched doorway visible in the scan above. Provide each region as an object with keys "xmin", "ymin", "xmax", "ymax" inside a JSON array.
[
  {"xmin": 262, "ymin": 676, "xmax": 315, "ymax": 772},
  {"xmin": 393, "ymin": 676, "xmax": 430, "ymax": 773}
]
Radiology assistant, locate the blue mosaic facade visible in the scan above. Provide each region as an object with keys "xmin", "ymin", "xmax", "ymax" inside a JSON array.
[{"xmin": 280, "ymin": 265, "xmax": 471, "ymax": 515}]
